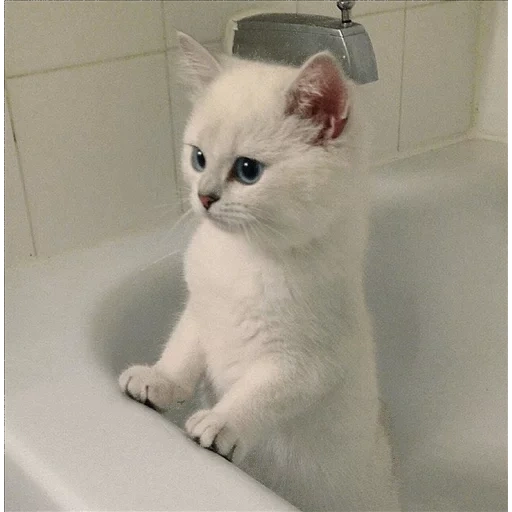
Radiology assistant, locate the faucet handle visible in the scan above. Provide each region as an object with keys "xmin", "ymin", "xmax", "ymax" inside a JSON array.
[
  {"xmin": 336, "ymin": 0, "xmax": 355, "ymax": 25},
  {"xmin": 337, "ymin": 0, "xmax": 356, "ymax": 10}
]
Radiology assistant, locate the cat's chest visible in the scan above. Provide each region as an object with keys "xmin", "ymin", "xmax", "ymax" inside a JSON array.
[
  {"xmin": 185, "ymin": 224, "xmax": 292, "ymax": 388},
  {"xmin": 185, "ymin": 223, "xmax": 284, "ymax": 304},
  {"xmin": 184, "ymin": 224, "xmax": 297, "ymax": 344}
]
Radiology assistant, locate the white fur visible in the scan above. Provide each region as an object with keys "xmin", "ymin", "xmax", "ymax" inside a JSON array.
[{"xmin": 120, "ymin": 34, "xmax": 400, "ymax": 512}]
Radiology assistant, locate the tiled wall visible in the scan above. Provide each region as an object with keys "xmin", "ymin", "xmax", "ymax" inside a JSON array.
[{"xmin": 5, "ymin": 1, "xmax": 489, "ymax": 266}]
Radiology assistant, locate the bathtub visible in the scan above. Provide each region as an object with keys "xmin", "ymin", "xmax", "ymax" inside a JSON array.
[{"xmin": 5, "ymin": 139, "xmax": 506, "ymax": 511}]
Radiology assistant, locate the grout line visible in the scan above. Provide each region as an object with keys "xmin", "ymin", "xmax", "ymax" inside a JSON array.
[
  {"xmin": 371, "ymin": 133, "xmax": 473, "ymax": 168},
  {"xmin": 469, "ymin": 1, "xmax": 486, "ymax": 132},
  {"xmin": 5, "ymin": 86, "xmax": 38, "ymax": 258},
  {"xmin": 355, "ymin": 6, "xmax": 408, "ymax": 19},
  {"xmin": 160, "ymin": 0, "xmax": 185, "ymax": 214},
  {"xmin": 354, "ymin": 0, "xmax": 441, "ymax": 21},
  {"xmin": 5, "ymin": 48, "xmax": 166, "ymax": 81},
  {"xmin": 404, "ymin": 1, "xmax": 441, "ymax": 12},
  {"xmin": 299, "ymin": 3, "xmax": 408, "ymax": 18},
  {"xmin": 396, "ymin": 6, "xmax": 408, "ymax": 152}
]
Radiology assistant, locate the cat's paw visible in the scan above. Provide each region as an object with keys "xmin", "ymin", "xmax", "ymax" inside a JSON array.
[
  {"xmin": 119, "ymin": 365, "xmax": 186, "ymax": 411},
  {"xmin": 185, "ymin": 409, "xmax": 246, "ymax": 464}
]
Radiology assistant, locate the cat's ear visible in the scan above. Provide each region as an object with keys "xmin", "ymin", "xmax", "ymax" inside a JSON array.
[
  {"xmin": 177, "ymin": 31, "xmax": 222, "ymax": 97},
  {"xmin": 285, "ymin": 52, "xmax": 350, "ymax": 144}
]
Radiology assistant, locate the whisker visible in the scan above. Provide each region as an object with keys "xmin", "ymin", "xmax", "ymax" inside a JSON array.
[
  {"xmin": 250, "ymin": 219, "xmax": 284, "ymax": 256},
  {"xmin": 255, "ymin": 218, "xmax": 296, "ymax": 248},
  {"xmin": 152, "ymin": 203, "xmax": 177, "ymax": 210},
  {"xmin": 241, "ymin": 223, "xmax": 252, "ymax": 246},
  {"xmin": 154, "ymin": 208, "xmax": 197, "ymax": 249}
]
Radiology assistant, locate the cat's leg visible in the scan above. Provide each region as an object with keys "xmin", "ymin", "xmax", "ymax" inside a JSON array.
[
  {"xmin": 185, "ymin": 356, "xmax": 331, "ymax": 463},
  {"xmin": 119, "ymin": 307, "xmax": 204, "ymax": 411}
]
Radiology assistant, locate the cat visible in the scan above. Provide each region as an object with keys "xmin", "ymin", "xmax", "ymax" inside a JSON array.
[{"xmin": 119, "ymin": 32, "xmax": 400, "ymax": 512}]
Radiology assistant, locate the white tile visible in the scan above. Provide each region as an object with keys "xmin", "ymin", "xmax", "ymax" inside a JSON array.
[
  {"xmin": 6, "ymin": 55, "xmax": 180, "ymax": 258},
  {"xmin": 355, "ymin": 11, "xmax": 405, "ymax": 160},
  {"xmin": 5, "ymin": 1, "xmax": 164, "ymax": 77},
  {"xmin": 399, "ymin": 2, "xmax": 479, "ymax": 149},
  {"xmin": 164, "ymin": 1, "xmax": 296, "ymax": 47},
  {"xmin": 167, "ymin": 43, "xmax": 224, "ymax": 209},
  {"xmin": 405, "ymin": 0, "xmax": 441, "ymax": 9},
  {"xmin": 4, "ymin": 97, "xmax": 36, "ymax": 266},
  {"xmin": 298, "ymin": 0, "xmax": 406, "ymax": 17}
]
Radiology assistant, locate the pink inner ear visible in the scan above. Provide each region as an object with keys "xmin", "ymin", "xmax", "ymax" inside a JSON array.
[{"xmin": 286, "ymin": 54, "xmax": 349, "ymax": 144}]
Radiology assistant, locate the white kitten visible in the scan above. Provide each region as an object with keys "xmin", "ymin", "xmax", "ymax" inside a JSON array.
[{"xmin": 119, "ymin": 32, "xmax": 400, "ymax": 512}]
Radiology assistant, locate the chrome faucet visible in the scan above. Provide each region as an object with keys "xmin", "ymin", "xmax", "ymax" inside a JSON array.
[{"xmin": 230, "ymin": 0, "xmax": 378, "ymax": 84}]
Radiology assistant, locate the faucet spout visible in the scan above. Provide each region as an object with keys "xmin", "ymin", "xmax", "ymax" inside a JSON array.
[{"xmin": 230, "ymin": 9, "xmax": 378, "ymax": 84}]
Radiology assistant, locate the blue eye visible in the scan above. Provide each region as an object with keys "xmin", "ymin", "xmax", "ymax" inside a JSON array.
[
  {"xmin": 191, "ymin": 146, "xmax": 206, "ymax": 172},
  {"xmin": 233, "ymin": 157, "xmax": 265, "ymax": 185}
]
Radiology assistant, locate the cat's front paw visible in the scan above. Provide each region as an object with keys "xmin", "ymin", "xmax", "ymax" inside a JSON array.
[
  {"xmin": 185, "ymin": 409, "xmax": 247, "ymax": 464},
  {"xmin": 119, "ymin": 365, "xmax": 187, "ymax": 411}
]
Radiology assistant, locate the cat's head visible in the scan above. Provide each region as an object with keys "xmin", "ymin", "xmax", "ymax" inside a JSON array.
[{"xmin": 178, "ymin": 32, "xmax": 365, "ymax": 251}]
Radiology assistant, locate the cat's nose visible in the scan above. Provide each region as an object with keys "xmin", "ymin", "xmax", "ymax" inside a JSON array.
[{"xmin": 198, "ymin": 193, "xmax": 220, "ymax": 210}]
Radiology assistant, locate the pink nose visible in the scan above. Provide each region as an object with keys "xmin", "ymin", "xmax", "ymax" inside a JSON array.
[{"xmin": 198, "ymin": 194, "xmax": 219, "ymax": 210}]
